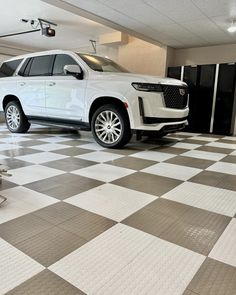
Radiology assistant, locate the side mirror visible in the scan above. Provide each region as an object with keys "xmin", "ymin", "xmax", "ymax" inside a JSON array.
[{"xmin": 64, "ymin": 65, "xmax": 83, "ymax": 79}]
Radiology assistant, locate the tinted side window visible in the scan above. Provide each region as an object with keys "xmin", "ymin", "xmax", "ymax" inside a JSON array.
[
  {"xmin": 0, "ymin": 59, "xmax": 23, "ymax": 77},
  {"xmin": 18, "ymin": 58, "xmax": 31, "ymax": 76},
  {"xmin": 53, "ymin": 54, "xmax": 78, "ymax": 76},
  {"xmin": 28, "ymin": 55, "xmax": 53, "ymax": 76}
]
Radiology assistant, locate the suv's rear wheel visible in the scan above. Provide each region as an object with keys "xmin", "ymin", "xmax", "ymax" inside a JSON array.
[
  {"xmin": 5, "ymin": 101, "xmax": 30, "ymax": 133},
  {"xmin": 91, "ymin": 104, "xmax": 131, "ymax": 148}
]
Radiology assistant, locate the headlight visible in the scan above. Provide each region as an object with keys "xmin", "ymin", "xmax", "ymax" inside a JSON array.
[{"xmin": 132, "ymin": 82, "xmax": 163, "ymax": 92}]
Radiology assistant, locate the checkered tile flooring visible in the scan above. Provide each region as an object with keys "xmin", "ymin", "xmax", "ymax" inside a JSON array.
[{"xmin": 0, "ymin": 124, "xmax": 236, "ymax": 295}]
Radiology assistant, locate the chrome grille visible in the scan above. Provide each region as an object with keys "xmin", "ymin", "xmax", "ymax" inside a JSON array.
[{"xmin": 162, "ymin": 85, "xmax": 188, "ymax": 109}]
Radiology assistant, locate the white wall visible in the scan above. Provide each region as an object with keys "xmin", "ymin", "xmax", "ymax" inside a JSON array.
[
  {"xmin": 118, "ymin": 36, "xmax": 167, "ymax": 76},
  {"xmin": 171, "ymin": 43, "xmax": 236, "ymax": 66}
]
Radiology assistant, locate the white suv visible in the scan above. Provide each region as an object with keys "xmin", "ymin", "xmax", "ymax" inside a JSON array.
[{"xmin": 0, "ymin": 50, "xmax": 189, "ymax": 148}]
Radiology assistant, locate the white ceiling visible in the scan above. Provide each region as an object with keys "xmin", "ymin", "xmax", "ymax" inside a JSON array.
[
  {"xmin": 45, "ymin": 0, "xmax": 236, "ymax": 48},
  {"xmin": 1, "ymin": 0, "xmax": 236, "ymax": 52},
  {"xmin": 0, "ymin": 0, "xmax": 115, "ymax": 53}
]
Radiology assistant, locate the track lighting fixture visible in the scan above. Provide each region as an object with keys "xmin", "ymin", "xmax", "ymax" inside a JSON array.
[{"xmin": 227, "ymin": 20, "xmax": 236, "ymax": 33}]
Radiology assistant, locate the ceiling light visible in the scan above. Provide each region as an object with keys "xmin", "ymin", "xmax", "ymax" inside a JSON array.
[{"xmin": 227, "ymin": 20, "xmax": 236, "ymax": 33}]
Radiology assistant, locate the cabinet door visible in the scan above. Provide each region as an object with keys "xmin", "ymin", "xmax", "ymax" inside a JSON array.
[
  {"xmin": 197, "ymin": 64, "xmax": 216, "ymax": 133},
  {"xmin": 183, "ymin": 65, "xmax": 216, "ymax": 133},
  {"xmin": 213, "ymin": 63, "xmax": 236, "ymax": 135},
  {"xmin": 183, "ymin": 65, "xmax": 199, "ymax": 132},
  {"xmin": 167, "ymin": 67, "xmax": 181, "ymax": 80}
]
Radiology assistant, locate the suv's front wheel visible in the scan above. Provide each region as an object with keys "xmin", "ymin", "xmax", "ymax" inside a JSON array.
[
  {"xmin": 5, "ymin": 101, "xmax": 30, "ymax": 133},
  {"xmin": 91, "ymin": 104, "xmax": 131, "ymax": 148}
]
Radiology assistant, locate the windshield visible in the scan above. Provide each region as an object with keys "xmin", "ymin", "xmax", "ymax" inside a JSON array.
[{"xmin": 78, "ymin": 53, "xmax": 129, "ymax": 73}]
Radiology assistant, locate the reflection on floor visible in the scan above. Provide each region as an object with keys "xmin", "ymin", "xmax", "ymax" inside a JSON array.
[{"xmin": 0, "ymin": 124, "xmax": 236, "ymax": 295}]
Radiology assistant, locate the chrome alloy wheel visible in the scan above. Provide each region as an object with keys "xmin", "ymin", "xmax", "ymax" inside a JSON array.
[
  {"xmin": 6, "ymin": 105, "xmax": 20, "ymax": 130},
  {"xmin": 95, "ymin": 110, "xmax": 122, "ymax": 144}
]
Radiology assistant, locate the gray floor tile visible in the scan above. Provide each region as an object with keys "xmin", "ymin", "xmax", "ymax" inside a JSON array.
[
  {"xmin": 196, "ymin": 145, "xmax": 234, "ymax": 154},
  {"xmin": 0, "ymin": 148, "xmax": 42, "ymax": 157},
  {"xmin": 1, "ymin": 158, "xmax": 32, "ymax": 169},
  {"xmin": 189, "ymin": 170, "xmax": 236, "ymax": 191},
  {"xmin": 58, "ymin": 210, "xmax": 116, "ymax": 241},
  {"xmin": 33, "ymin": 202, "xmax": 85, "ymax": 225},
  {"xmin": 106, "ymin": 156, "xmax": 156, "ymax": 170},
  {"xmin": 166, "ymin": 155, "xmax": 215, "ymax": 169},
  {"xmin": 123, "ymin": 207, "xmax": 177, "ymax": 237},
  {"xmin": 0, "ymin": 179, "xmax": 17, "ymax": 191},
  {"xmin": 186, "ymin": 258, "xmax": 236, "ymax": 295},
  {"xmin": 42, "ymin": 157, "xmax": 96, "ymax": 172},
  {"xmin": 0, "ymin": 214, "xmax": 53, "ymax": 245},
  {"xmin": 113, "ymin": 172, "xmax": 181, "ymax": 196},
  {"xmin": 182, "ymin": 290, "xmax": 199, "ymax": 295},
  {"xmin": 151, "ymin": 146, "xmax": 189, "ymax": 154},
  {"xmin": 216, "ymin": 138, "xmax": 236, "ymax": 144},
  {"xmin": 221, "ymin": 155, "xmax": 236, "ymax": 164},
  {"xmin": 160, "ymin": 207, "xmax": 230, "ymax": 255},
  {"xmin": 123, "ymin": 199, "xmax": 190, "ymax": 238},
  {"xmin": 60, "ymin": 139, "xmax": 91, "ymax": 146},
  {"xmin": 15, "ymin": 226, "xmax": 87, "ymax": 267},
  {"xmin": 25, "ymin": 173, "xmax": 103, "ymax": 200},
  {"xmin": 5, "ymin": 270, "xmax": 85, "ymax": 295},
  {"xmin": 18, "ymin": 140, "xmax": 47, "ymax": 147},
  {"xmin": 52, "ymin": 147, "xmax": 92, "ymax": 156}
]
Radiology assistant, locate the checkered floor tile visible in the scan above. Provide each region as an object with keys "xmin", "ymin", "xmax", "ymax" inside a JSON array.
[{"xmin": 0, "ymin": 124, "xmax": 235, "ymax": 295}]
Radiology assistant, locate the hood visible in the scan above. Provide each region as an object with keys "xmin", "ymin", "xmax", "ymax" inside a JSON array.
[{"xmin": 91, "ymin": 72, "xmax": 186, "ymax": 86}]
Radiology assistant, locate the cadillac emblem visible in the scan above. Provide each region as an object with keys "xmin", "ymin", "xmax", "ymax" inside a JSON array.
[{"xmin": 179, "ymin": 89, "xmax": 186, "ymax": 96}]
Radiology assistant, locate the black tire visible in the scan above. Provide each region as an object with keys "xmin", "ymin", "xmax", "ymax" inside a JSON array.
[
  {"xmin": 91, "ymin": 104, "xmax": 131, "ymax": 148},
  {"xmin": 5, "ymin": 101, "xmax": 30, "ymax": 133}
]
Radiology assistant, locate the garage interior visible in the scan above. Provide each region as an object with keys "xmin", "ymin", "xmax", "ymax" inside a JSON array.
[{"xmin": 0, "ymin": 0, "xmax": 236, "ymax": 294}]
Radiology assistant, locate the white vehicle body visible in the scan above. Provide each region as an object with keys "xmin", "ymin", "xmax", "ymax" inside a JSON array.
[{"xmin": 0, "ymin": 50, "xmax": 189, "ymax": 147}]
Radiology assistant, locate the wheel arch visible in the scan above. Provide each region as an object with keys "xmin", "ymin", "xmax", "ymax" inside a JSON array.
[
  {"xmin": 2, "ymin": 95, "xmax": 21, "ymax": 111},
  {"xmin": 88, "ymin": 96, "xmax": 131, "ymax": 127}
]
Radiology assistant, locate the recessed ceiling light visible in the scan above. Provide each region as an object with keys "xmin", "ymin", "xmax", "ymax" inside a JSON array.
[{"xmin": 227, "ymin": 20, "xmax": 236, "ymax": 33}]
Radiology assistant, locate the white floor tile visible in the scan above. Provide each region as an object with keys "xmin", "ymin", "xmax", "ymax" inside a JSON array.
[
  {"xmin": 223, "ymin": 136, "xmax": 236, "ymax": 141},
  {"xmin": 181, "ymin": 150, "xmax": 225, "ymax": 161},
  {"xmin": 131, "ymin": 151, "xmax": 175, "ymax": 162},
  {"xmin": 0, "ymin": 144, "xmax": 20, "ymax": 151},
  {"xmin": 8, "ymin": 165, "xmax": 64, "ymax": 185},
  {"xmin": 31, "ymin": 143, "xmax": 69, "ymax": 151},
  {"xmin": 162, "ymin": 182, "xmax": 236, "ymax": 217},
  {"xmin": 39, "ymin": 137, "xmax": 72, "ymax": 143},
  {"xmin": 0, "ymin": 154, "xmax": 9, "ymax": 160},
  {"xmin": 172, "ymin": 142, "xmax": 200, "ymax": 150},
  {"xmin": 207, "ymin": 162, "xmax": 236, "ymax": 175},
  {"xmin": 65, "ymin": 184, "xmax": 156, "ymax": 222},
  {"xmin": 72, "ymin": 164, "xmax": 135, "ymax": 182},
  {"xmin": 0, "ymin": 238, "xmax": 44, "ymax": 294},
  {"xmin": 98, "ymin": 236, "xmax": 205, "ymax": 295},
  {"xmin": 49, "ymin": 224, "xmax": 205, "ymax": 295},
  {"xmin": 78, "ymin": 142, "xmax": 106, "ymax": 151},
  {"xmin": 209, "ymin": 219, "xmax": 236, "ymax": 267},
  {"xmin": 0, "ymin": 137, "xmax": 31, "ymax": 143},
  {"xmin": 177, "ymin": 132, "xmax": 201, "ymax": 136},
  {"xmin": 0, "ymin": 187, "xmax": 58, "ymax": 224},
  {"xmin": 142, "ymin": 163, "xmax": 202, "ymax": 181},
  {"xmin": 189, "ymin": 136, "xmax": 218, "ymax": 142},
  {"xmin": 206, "ymin": 142, "xmax": 236, "ymax": 150},
  {"xmin": 76, "ymin": 151, "xmax": 122, "ymax": 163},
  {"xmin": 15, "ymin": 152, "xmax": 68, "ymax": 164}
]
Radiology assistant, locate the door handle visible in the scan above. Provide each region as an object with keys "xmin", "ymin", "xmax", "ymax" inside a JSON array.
[
  {"xmin": 48, "ymin": 82, "xmax": 56, "ymax": 86},
  {"xmin": 19, "ymin": 82, "xmax": 26, "ymax": 86}
]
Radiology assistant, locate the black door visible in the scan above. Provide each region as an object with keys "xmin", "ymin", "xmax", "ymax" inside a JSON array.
[
  {"xmin": 184, "ymin": 65, "xmax": 216, "ymax": 133},
  {"xmin": 183, "ymin": 65, "xmax": 199, "ymax": 132},
  {"xmin": 167, "ymin": 66, "xmax": 181, "ymax": 80},
  {"xmin": 213, "ymin": 63, "xmax": 236, "ymax": 135}
]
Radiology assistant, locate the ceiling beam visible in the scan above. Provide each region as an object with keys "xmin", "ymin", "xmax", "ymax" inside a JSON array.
[{"xmin": 41, "ymin": 0, "xmax": 164, "ymax": 48}]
